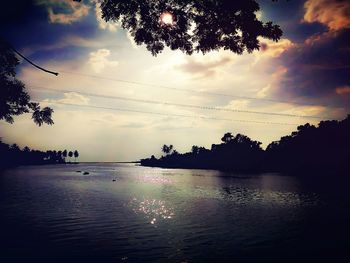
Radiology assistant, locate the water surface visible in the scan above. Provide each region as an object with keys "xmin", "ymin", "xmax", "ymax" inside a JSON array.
[{"xmin": 0, "ymin": 163, "xmax": 349, "ymax": 262}]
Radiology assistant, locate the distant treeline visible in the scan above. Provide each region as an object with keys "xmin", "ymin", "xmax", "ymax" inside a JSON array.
[
  {"xmin": 141, "ymin": 115, "xmax": 350, "ymax": 174},
  {"xmin": 0, "ymin": 141, "xmax": 79, "ymax": 169}
]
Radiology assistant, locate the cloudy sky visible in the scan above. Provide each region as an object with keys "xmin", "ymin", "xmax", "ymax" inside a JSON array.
[{"xmin": 1, "ymin": 0, "xmax": 349, "ymax": 161}]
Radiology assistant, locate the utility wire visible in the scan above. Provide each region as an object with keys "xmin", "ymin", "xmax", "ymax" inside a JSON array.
[
  {"xmin": 50, "ymin": 101, "xmax": 300, "ymax": 126},
  {"xmin": 58, "ymin": 70, "xmax": 324, "ymax": 107},
  {"xmin": 29, "ymin": 85, "xmax": 326, "ymax": 119},
  {"xmin": 11, "ymin": 47, "xmax": 59, "ymax": 76}
]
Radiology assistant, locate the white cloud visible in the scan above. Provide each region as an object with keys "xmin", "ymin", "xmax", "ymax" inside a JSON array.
[
  {"xmin": 223, "ymin": 99, "xmax": 250, "ymax": 110},
  {"xmin": 174, "ymin": 51, "xmax": 236, "ymax": 78},
  {"xmin": 59, "ymin": 92, "xmax": 90, "ymax": 105},
  {"xmin": 274, "ymin": 105, "xmax": 330, "ymax": 121},
  {"xmin": 42, "ymin": 92, "xmax": 90, "ymax": 107},
  {"xmin": 257, "ymin": 84, "xmax": 271, "ymax": 98},
  {"xmin": 256, "ymin": 38, "xmax": 294, "ymax": 58},
  {"xmin": 94, "ymin": 1, "xmax": 119, "ymax": 32},
  {"xmin": 88, "ymin": 49, "xmax": 119, "ymax": 73}
]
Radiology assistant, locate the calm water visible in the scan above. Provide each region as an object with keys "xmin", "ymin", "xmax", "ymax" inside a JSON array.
[{"xmin": 0, "ymin": 163, "xmax": 349, "ymax": 262}]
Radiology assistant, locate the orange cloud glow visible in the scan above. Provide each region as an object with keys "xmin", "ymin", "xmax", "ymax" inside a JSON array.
[
  {"xmin": 259, "ymin": 38, "xmax": 294, "ymax": 58},
  {"xmin": 303, "ymin": 0, "xmax": 350, "ymax": 31},
  {"xmin": 336, "ymin": 86, "xmax": 350, "ymax": 95}
]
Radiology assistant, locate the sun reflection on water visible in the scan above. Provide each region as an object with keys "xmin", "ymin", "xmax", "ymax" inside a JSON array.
[
  {"xmin": 137, "ymin": 174, "xmax": 173, "ymax": 184},
  {"xmin": 129, "ymin": 197, "xmax": 175, "ymax": 224}
]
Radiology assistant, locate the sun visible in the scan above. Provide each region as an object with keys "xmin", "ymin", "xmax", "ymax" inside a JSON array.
[{"xmin": 160, "ymin": 12, "xmax": 174, "ymax": 26}]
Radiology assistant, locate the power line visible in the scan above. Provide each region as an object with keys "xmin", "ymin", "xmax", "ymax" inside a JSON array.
[
  {"xmin": 11, "ymin": 47, "xmax": 59, "ymax": 76},
  {"xmin": 29, "ymin": 85, "xmax": 326, "ymax": 119},
  {"xmin": 50, "ymin": 101, "xmax": 300, "ymax": 126},
  {"xmin": 58, "ymin": 70, "xmax": 324, "ymax": 107}
]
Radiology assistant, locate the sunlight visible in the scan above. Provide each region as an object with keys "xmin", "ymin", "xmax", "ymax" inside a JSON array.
[
  {"xmin": 129, "ymin": 197, "xmax": 174, "ymax": 225},
  {"xmin": 160, "ymin": 12, "xmax": 174, "ymax": 26}
]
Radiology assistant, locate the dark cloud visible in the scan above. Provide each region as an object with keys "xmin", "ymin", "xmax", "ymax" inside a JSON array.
[
  {"xmin": 277, "ymin": 29, "xmax": 350, "ymax": 107},
  {"xmin": 257, "ymin": 0, "xmax": 350, "ymax": 109},
  {"xmin": 258, "ymin": 0, "xmax": 326, "ymax": 42},
  {"xmin": 0, "ymin": 0, "xmax": 99, "ymax": 63}
]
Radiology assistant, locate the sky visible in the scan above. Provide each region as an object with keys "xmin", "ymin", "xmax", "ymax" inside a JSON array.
[{"xmin": 0, "ymin": 0, "xmax": 349, "ymax": 161}]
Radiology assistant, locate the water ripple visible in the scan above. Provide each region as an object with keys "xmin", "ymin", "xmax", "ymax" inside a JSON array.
[{"xmin": 128, "ymin": 197, "xmax": 175, "ymax": 224}]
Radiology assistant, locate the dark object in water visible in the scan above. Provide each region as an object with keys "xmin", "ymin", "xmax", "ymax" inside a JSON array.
[
  {"xmin": 113, "ymin": 179, "xmax": 116, "ymax": 182},
  {"xmin": 76, "ymin": 171, "xmax": 82, "ymax": 173},
  {"xmin": 83, "ymin": 172, "xmax": 89, "ymax": 175}
]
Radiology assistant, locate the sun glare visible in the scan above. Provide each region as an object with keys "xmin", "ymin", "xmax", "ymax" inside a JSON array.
[{"xmin": 160, "ymin": 12, "xmax": 174, "ymax": 26}]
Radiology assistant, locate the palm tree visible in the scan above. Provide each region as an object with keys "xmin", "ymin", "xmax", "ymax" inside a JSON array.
[
  {"xmin": 62, "ymin": 150, "xmax": 67, "ymax": 162},
  {"xmin": 73, "ymin": 150, "xmax": 79, "ymax": 163},
  {"xmin": 52, "ymin": 150, "xmax": 57, "ymax": 162},
  {"xmin": 57, "ymin": 150, "xmax": 63, "ymax": 163},
  {"xmin": 161, "ymin": 144, "xmax": 174, "ymax": 155},
  {"xmin": 46, "ymin": 150, "xmax": 52, "ymax": 161},
  {"xmin": 68, "ymin": 151, "xmax": 73, "ymax": 162}
]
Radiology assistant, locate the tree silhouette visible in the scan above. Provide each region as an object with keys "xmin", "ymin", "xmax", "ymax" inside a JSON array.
[
  {"xmin": 143, "ymin": 132, "xmax": 263, "ymax": 172},
  {"xmin": 10, "ymin": 143, "xmax": 20, "ymax": 151},
  {"xmin": 191, "ymin": 145, "xmax": 199, "ymax": 155},
  {"xmin": 0, "ymin": 139, "xmax": 66, "ymax": 168},
  {"xmin": 221, "ymin": 132, "xmax": 233, "ymax": 143},
  {"xmin": 265, "ymin": 115, "xmax": 350, "ymax": 172},
  {"xmin": 142, "ymin": 115, "xmax": 350, "ymax": 173},
  {"xmin": 161, "ymin": 144, "xmax": 173, "ymax": 155},
  {"xmin": 98, "ymin": 0, "xmax": 283, "ymax": 55},
  {"xmin": 52, "ymin": 150, "xmax": 58, "ymax": 162},
  {"xmin": 62, "ymin": 150, "xmax": 68, "ymax": 162},
  {"xmin": 57, "ymin": 150, "xmax": 62, "ymax": 159},
  {"xmin": 0, "ymin": 40, "xmax": 54, "ymax": 125},
  {"xmin": 23, "ymin": 146, "xmax": 30, "ymax": 152},
  {"xmin": 68, "ymin": 151, "xmax": 73, "ymax": 162},
  {"xmin": 74, "ymin": 150, "xmax": 79, "ymax": 163}
]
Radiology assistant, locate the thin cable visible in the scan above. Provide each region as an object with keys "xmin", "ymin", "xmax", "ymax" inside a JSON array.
[
  {"xmin": 49, "ymin": 101, "xmax": 300, "ymax": 126},
  {"xmin": 12, "ymin": 47, "xmax": 59, "ymax": 76},
  {"xmin": 58, "ymin": 70, "xmax": 324, "ymax": 107},
  {"xmin": 29, "ymin": 85, "xmax": 326, "ymax": 119}
]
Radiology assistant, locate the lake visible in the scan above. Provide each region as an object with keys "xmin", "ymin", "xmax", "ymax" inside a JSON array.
[{"xmin": 0, "ymin": 163, "xmax": 349, "ymax": 262}]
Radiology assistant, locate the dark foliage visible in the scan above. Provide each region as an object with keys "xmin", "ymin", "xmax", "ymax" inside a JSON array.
[
  {"xmin": 0, "ymin": 40, "xmax": 54, "ymax": 125},
  {"xmin": 161, "ymin": 144, "xmax": 173, "ymax": 155},
  {"xmin": 99, "ymin": 0, "xmax": 283, "ymax": 55},
  {"xmin": 0, "ymin": 139, "xmax": 80, "ymax": 169},
  {"xmin": 73, "ymin": 150, "xmax": 79, "ymax": 162},
  {"xmin": 142, "ymin": 133, "xmax": 264, "ymax": 172},
  {"xmin": 141, "ymin": 115, "xmax": 350, "ymax": 174},
  {"xmin": 265, "ymin": 115, "xmax": 350, "ymax": 173}
]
